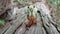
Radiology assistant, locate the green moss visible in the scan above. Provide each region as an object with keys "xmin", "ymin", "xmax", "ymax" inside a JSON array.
[{"xmin": 0, "ymin": 18, "xmax": 5, "ymax": 25}]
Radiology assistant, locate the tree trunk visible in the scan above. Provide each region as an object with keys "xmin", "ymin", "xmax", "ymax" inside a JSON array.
[{"xmin": 3, "ymin": 2, "xmax": 60, "ymax": 34}]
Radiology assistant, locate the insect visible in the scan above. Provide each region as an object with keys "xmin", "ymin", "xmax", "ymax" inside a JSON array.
[{"xmin": 25, "ymin": 5, "xmax": 39, "ymax": 27}]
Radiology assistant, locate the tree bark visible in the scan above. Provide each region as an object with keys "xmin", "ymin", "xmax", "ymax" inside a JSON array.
[{"xmin": 3, "ymin": 2, "xmax": 60, "ymax": 34}]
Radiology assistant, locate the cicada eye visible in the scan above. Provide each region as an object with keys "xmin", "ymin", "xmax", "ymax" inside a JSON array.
[
  {"xmin": 33, "ymin": 6, "xmax": 35, "ymax": 8},
  {"xmin": 28, "ymin": 6, "xmax": 29, "ymax": 8}
]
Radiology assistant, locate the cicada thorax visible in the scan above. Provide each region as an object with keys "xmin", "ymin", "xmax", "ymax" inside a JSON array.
[{"xmin": 29, "ymin": 8, "xmax": 34, "ymax": 17}]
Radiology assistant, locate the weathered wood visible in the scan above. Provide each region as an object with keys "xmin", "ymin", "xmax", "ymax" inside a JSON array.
[
  {"xmin": 0, "ymin": 0, "xmax": 11, "ymax": 15},
  {"xmin": 36, "ymin": 2, "xmax": 60, "ymax": 34},
  {"xmin": 3, "ymin": 2, "xmax": 60, "ymax": 34}
]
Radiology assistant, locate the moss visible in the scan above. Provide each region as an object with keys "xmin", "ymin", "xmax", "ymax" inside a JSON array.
[{"xmin": 0, "ymin": 18, "xmax": 5, "ymax": 25}]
